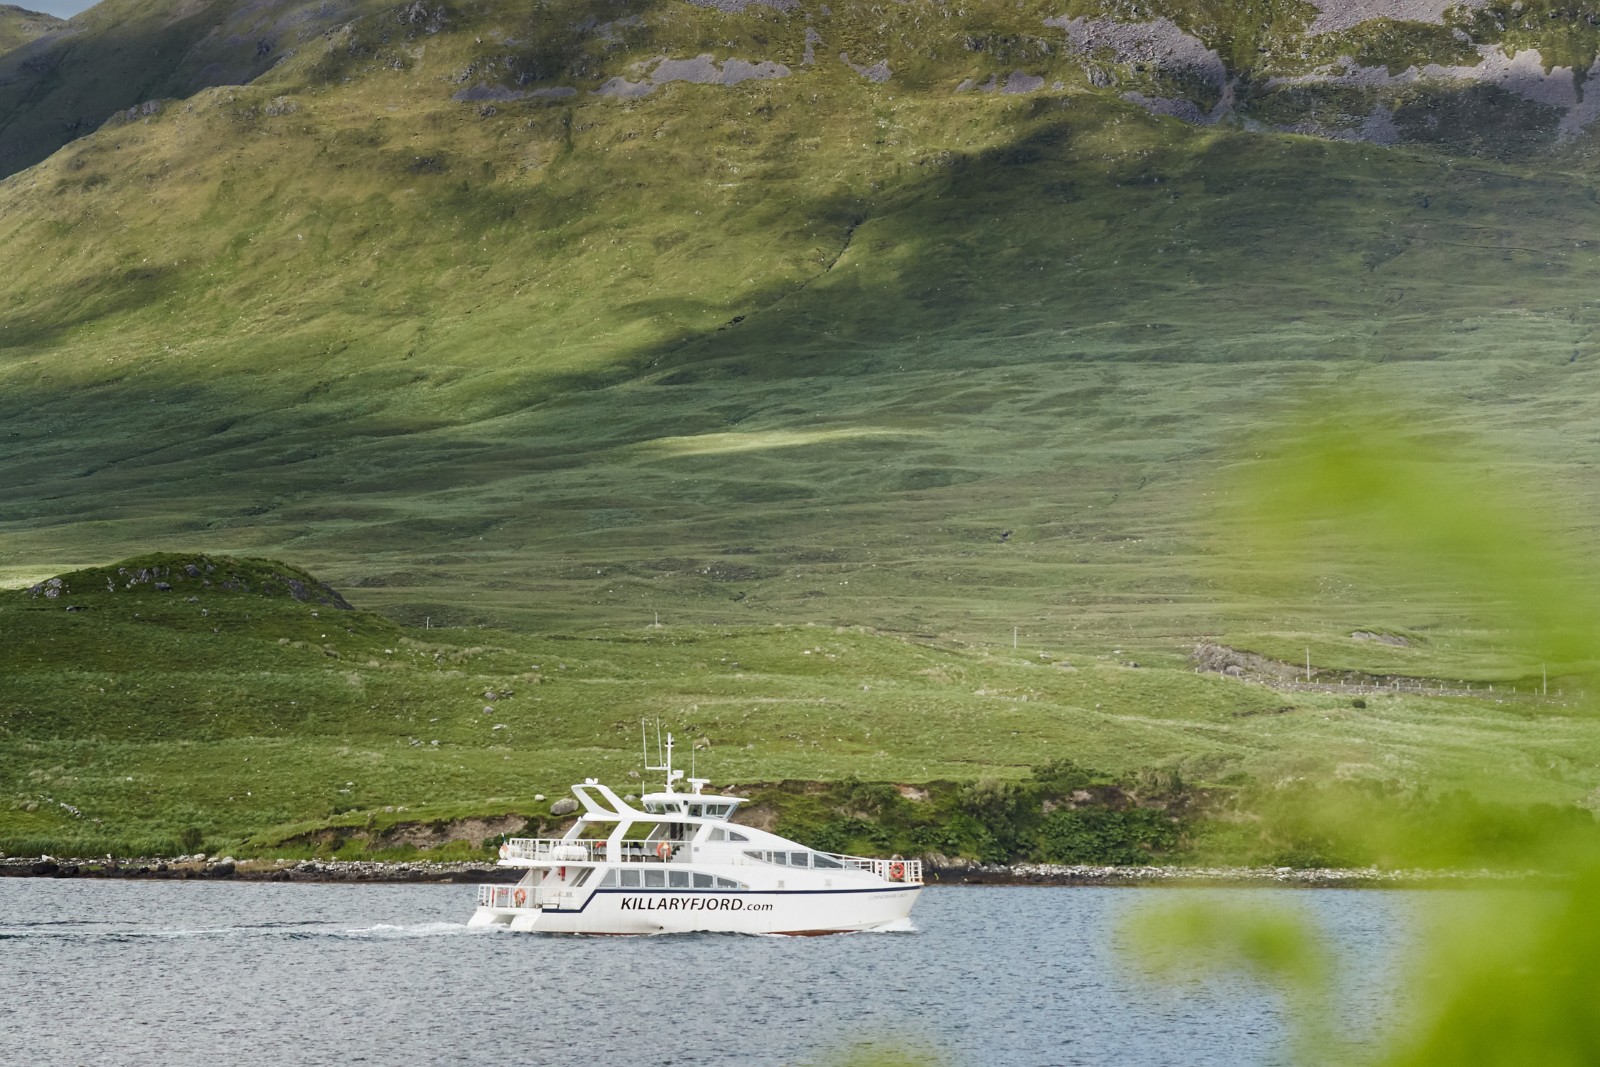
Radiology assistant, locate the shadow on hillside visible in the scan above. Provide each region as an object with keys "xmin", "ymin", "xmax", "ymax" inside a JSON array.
[
  {"xmin": 0, "ymin": 263, "xmax": 184, "ymax": 352},
  {"xmin": 0, "ymin": 1, "xmax": 342, "ymax": 179},
  {"xmin": 3, "ymin": 83, "xmax": 1600, "ymax": 585}
]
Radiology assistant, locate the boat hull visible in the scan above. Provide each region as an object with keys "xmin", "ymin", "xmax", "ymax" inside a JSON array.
[{"xmin": 468, "ymin": 885, "xmax": 921, "ymax": 935}]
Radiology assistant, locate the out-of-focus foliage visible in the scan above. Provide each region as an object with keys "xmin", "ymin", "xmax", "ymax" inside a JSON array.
[
  {"xmin": 824, "ymin": 1039, "xmax": 950, "ymax": 1067},
  {"xmin": 1125, "ymin": 897, "xmax": 1337, "ymax": 1063},
  {"xmin": 1132, "ymin": 400, "xmax": 1600, "ymax": 1063},
  {"xmin": 1233, "ymin": 401, "xmax": 1600, "ymax": 678}
]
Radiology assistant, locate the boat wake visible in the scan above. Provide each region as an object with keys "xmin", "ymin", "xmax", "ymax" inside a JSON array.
[
  {"xmin": 337, "ymin": 922, "xmax": 481, "ymax": 939},
  {"xmin": 0, "ymin": 920, "xmax": 483, "ymax": 942}
]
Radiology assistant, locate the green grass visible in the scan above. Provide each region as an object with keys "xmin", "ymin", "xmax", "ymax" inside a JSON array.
[
  {"xmin": 0, "ymin": 5, "xmax": 62, "ymax": 57},
  {"xmin": 6, "ymin": 555, "xmax": 1600, "ymax": 858},
  {"xmin": 4, "ymin": 2, "xmax": 1600, "ymax": 858}
]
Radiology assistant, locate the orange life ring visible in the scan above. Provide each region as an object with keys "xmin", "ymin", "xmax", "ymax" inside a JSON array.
[
  {"xmin": 512, "ymin": 888, "xmax": 527, "ymax": 908},
  {"xmin": 656, "ymin": 841, "xmax": 672, "ymax": 861},
  {"xmin": 889, "ymin": 861, "xmax": 905, "ymax": 881}
]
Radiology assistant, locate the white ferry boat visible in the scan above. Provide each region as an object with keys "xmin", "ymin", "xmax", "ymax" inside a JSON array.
[{"xmin": 468, "ymin": 733, "xmax": 923, "ymax": 935}]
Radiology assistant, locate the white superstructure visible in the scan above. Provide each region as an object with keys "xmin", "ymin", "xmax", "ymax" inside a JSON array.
[{"xmin": 467, "ymin": 732, "xmax": 922, "ymax": 935}]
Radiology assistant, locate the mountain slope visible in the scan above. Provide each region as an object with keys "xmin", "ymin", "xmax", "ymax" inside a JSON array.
[
  {"xmin": 0, "ymin": 0, "xmax": 367, "ymax": 176},
  {"xmin": 2, "ymin": 0, "xmax": 1600, "ymax": 658},
  {"xmin": 0, "ymin": 5, "xmax": 64, "ymax": 55}
]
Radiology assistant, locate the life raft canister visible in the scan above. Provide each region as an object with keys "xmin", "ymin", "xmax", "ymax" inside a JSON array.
[
  {"xmin": 889, "ymin": 861, "xmax": 905, "ymax": 882},
  {"xmin": 512, "ymin": 888, "xmax": 527, "ymax": 908}
]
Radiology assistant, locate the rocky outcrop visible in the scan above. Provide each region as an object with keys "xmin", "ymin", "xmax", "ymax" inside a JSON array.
[
  {"xmin": 593, "ymin": 53, "xmax": 790, "ymax": 97},
  {"xmin": 1042, "ymin": 3, "xmax": 1600, "ymax": 151},
  {"xmin": 24, "ymin": 554, "xmax": 353, "ymax": 610}
]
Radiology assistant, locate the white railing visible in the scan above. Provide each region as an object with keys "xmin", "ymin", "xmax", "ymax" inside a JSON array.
[
  {"xmin": 500, "ymin": 838, "xmax": 690, "ymax": 864},
  {"xmin": 477, "ymin": 884, "xmax": 541, "ymax": 909},
  {"xmin": 735, "ymin": 849, "xmax": 924, "ymax": 884},
  {"xmin": 837, "ymin": 855, "xmax": 923, "ymax": 884},
  {"xmin": 476, "ymin": 883, "xmax": 589, "ymax": 910},
  {"xmin": 495, "ymin": 838, "xmax": 921, "ymax": 883}
]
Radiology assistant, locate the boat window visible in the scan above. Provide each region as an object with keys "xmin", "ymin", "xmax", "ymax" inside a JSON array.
[
  {"xmin": 788, "ymin": 852, "xmax": 810, "ymax": 868},
  {"xmin": 620, "ymin": 869, "xmax": 642, "ymax": 888},
  {"xmin": 813, "ymin": 854, "xmax": 845, "ymax": 869},
  {"xmin": 729, "ymin": 831, "xmax": 748, "ymax": 842},
  {"xmin": 743, "ymin": 850, "xmax": 765, "ymax": 863},
  {"xmin": 599, "ymin": 870, "xmax": 617, "ymax": 887},
  {"xmin": 688, "ymin": 805, "xmax": 702, "ymax": 818},
  {"xmin": 644, "ymin": 869, "xmax": 666, "ymax": 888},
  {"xmin": 693, "ymin": 872, "xmax": 714, "ymax": 888},
  {"xmin": 669, "ymin": 871, "xmax": 689, "ymax": 888},
  {"xmin": 707, "ymin": 828, "xmax": 725, "ymax": 842},
  {"xmin": 715, "ymin": 877, "xmax": 741, "ymax": 889}
]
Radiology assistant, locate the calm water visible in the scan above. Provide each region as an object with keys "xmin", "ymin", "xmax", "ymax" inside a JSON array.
[{"xmin": 2, "ymin": 881, "xmax": 1425, "ymax": 1066}]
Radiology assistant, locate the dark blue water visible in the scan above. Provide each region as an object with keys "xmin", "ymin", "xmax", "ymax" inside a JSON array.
[{"xmin": 1, "ymin": 882, "xmax": 1422, "ymax": 1066}]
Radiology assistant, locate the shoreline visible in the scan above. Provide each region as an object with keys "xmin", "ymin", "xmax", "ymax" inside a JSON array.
[{"xmin": 0, "ymin": 856, "xmax": 1549, "ymax": 887}]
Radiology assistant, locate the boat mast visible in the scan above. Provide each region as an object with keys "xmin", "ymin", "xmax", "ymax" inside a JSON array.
[{"xmin": 644, "ymin": 719, "xmax": 682, "ymax": 793}]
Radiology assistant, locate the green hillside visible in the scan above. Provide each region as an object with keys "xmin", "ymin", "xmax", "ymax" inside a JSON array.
[
  {"xmin": 6, "ymin": 554, "xmax": 1599, "ymax": 860},
  {"xmin": 4, "ymin": 1, "xmax": 1600, "ymax": 858},
  {"xmin": 0, "ymin": 5, "xmax": 63, "ymax": 55},
  {"xmin": 2, "ymin": 0, "xmax": 1599, "ymax": 653}
]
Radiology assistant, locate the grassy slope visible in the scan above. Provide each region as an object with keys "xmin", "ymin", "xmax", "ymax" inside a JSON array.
[
  {"xmin": 0, "ymin": 5, "xmax": 64, "ymax": 55},
  {"xmin": 1, "ymin": 0, "xmax": 1597, "ymax": 657},
  {"xmin": 4, "ymin": 2, "xmax": 1600, "ymax": 854},
  {"xmin": 6, "ymin": 556, "xmax": 1599, "ymax": 857}
]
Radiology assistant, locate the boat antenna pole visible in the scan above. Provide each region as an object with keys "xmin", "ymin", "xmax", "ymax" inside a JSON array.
[{"xmin": 645, "ymin": 720, "xmax": 681, "ymax": 792}]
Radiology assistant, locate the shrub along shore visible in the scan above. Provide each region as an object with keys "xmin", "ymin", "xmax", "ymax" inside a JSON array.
[{"xmin": 0, "ymin": 855, "xmax": 1548, "ymax": 888}]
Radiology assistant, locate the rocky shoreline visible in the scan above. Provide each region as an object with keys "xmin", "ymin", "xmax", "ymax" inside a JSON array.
[{"xmin": 0, "ymin": 854, "xmax": 1547, "ymax": 887}]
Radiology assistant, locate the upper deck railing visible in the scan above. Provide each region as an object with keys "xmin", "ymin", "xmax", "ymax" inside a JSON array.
[
  {"xmin": 500, "ymin": 838, "xmax": 682, "ymax": 864},
  {"xmin": 498, "ymin": 838, "xmax": 923, "ymax": 884}
]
